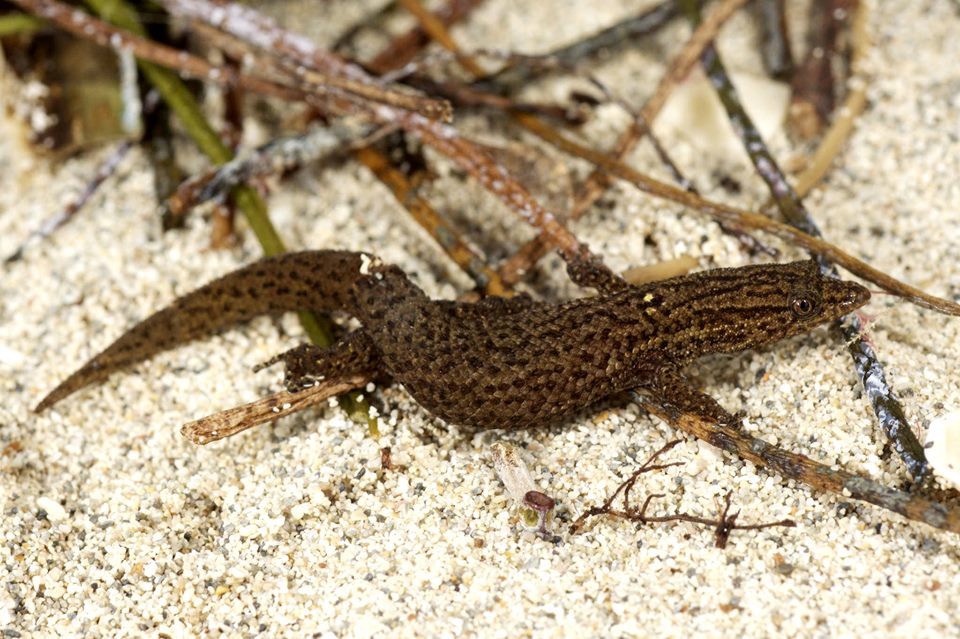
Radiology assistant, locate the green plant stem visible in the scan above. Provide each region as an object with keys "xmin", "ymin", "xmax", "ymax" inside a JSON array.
[{"xmin": 0, "ymin": 12, "xmax": 45, "ymax": 36}]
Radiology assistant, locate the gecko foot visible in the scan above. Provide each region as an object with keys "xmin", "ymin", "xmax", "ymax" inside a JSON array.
[
  {"xmin": 254, "ymin": 343, "xmax": 327, "ymax": 392},
  {"xmin": 718, "ymin": 410, "xmax": 745, "ymax": 430},
  {"xmin": 254, "ymin": 331, "xmax": 383, "ymax": 393}
]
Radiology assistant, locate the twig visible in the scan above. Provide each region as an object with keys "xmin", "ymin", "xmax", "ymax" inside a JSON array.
[
  {"xmin": 571, "ymin": 440, "xmax": 795, "ymax": 548},
  {"xmin": 181, "ymin": 374, "xmax": 373, "ymax": 445},
  {"xmin": 390, "ymin": 0, "xmax": 960, "ymax": 315},
  {"xmin": 366, "ymin": 0, "xmax": 486, "ymax": 74},
  {"xmin": 166, "ymin": 122, "xmax": 381, "ymax": 218},
  {"xmin": 498, "ymin": 73, "xmax": 773, "ymax": 285},
  {"xmin": 387, "ymin": 0, "xmax": 623, "ymax": 273},
  {"xmin": 470, "ymin": 1, "xmax": 680, "ymax": 94},
  {"xmin": 757, "ymin": 0, "xmax": 794, "ymax": 80},
  {"xmin": 682, "ymin": 0, "xmax": 927, "ymax": 481},
  {"xmin": 353, "ymin": 145, "xmax": 511, "ymax": 296},
  {"xmin": 572, "ymin": 440, "xmax": 684, "ymax": 527},
  {"xmin": 630, "ymin": 391, "xmax": 960, "ymax": 535},
  {"xmin": 5, "ymin": 141, "xmax": 132, "ymax": 264},
  {"xmin": 572, "ymin": 0, "xmax": 753, "ymax": 206},
  {"xmin": 360, "ymin": 2, "xmax": 514, "ymax": 296},
  {"xmin": 10, "ymin": 0, "xmax": 294, "ymax": 99},
  {"xmin": 158, "ymin": 0, "xmax": 366, "ymax": 80},
  {"xmin": 74, "ymin": 0, "xmax": 378, "ymax": 434},
  {"xmin": 160, "ymin": 0, "xmax": 605, "ymax": 269},
  {"xmin": 398, "ymin": 74, "xmax": 586, "ymax": 124},
  {"xmin": 12, "ymin": 0, "xmax": 452, "ymax": 122}
]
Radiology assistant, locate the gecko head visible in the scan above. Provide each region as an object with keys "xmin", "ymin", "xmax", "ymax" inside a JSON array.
[
  {"xmin": 656, "ymin": 259, "xmax": 870, "ymax": 356},
  {"xmin": 787, "ymin": 258, "xmax": 871, "ymax": 322},
  {"xmin": 728, "ymin": 259, "xmax": 869, "ymax": 351}
]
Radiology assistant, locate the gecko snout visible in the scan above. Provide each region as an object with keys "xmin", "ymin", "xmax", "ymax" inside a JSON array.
[{"xmin": 840, "ymin": 281, "xmax": 871, "ymax": 312}]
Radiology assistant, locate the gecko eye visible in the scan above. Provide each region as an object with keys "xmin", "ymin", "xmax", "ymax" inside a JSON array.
[{"xmin": 790, "ymin": 292, "xmax": 820, "ymax": 318}]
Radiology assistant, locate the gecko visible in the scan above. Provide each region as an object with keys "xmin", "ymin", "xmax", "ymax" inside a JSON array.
[{"xmin": 35, "ymin": 251, "xmax": 870, "ymax": 429}]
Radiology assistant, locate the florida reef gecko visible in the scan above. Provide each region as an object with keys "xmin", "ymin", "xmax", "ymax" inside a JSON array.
[{"xmin": 36, "ymin": 251, "xmax": 870, "ymax": 428}]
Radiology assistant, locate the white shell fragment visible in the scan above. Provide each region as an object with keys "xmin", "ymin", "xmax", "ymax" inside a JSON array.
[
  {"xmin": 36, "ymin": 496, "xmax": 68, "ymax": 522},
  {"xmin": 654, "ymin": 69, "xmax": 790, "ymax": 162},
  {"xmin": 925, "ymin": 412, "xmax": 960, "ymax": 487},
  {"xmin": 490, "ymin": 441, "xmax": 555, "ymax": 537}
]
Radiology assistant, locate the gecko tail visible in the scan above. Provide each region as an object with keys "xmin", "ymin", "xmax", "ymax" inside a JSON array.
[{"xmin": 35, "ymin": 250, "xmax": 373, "ymax": 412}]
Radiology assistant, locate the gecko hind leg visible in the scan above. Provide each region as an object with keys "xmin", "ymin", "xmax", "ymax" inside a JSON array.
[{"xmin": 255, "ymin": 330, "xmax": 382, "ymax": 392}]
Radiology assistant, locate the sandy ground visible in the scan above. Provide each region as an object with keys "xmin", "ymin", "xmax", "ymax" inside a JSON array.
[{"xmin": 2, "ymin": 0, "xmax": 960, "ymax": 637}]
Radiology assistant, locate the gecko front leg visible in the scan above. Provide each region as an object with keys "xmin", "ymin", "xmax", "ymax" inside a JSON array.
[
  {"xmin": 640, "ymin": 366, "xmax": 742, "ymax": 428},
  {"xmin": 564, "ymin": 251, "xmax": 630, "ymax": 294},
  {"xmin": 255, "ymin": 330, "xmax": 383, "ymax": 392}
]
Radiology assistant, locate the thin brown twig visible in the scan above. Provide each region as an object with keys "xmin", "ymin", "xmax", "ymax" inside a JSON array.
[
  {"xmin": 159, "ymin": 0, "xmax": 449, "ymax": 121},
  {"xmin": 366, "ymin": 0, "xmax": 486, "ymax": 74},
  {"xmin": 160, "ymin": 0, "xmax": 604, "ymax": 269},
  {"xmin": 164, "ymin": 0, "xmax": 578, "ymax": 282},
  {"xmin": 359, "ymin": 0, "xmax": 515, "ymax": 296},
  {"xmin": 10, "ymin": 0, "xmax": 452, "ymax": 121},
  {"xmin": 10, "ymin": 0, "xmax": 293, "ymax": 98},
  {"xmin": 399, "ymin": 74, "xmax": 586, "ymax": 124},
  {"xmin": 159, "ymin": 0, "xmax": 367, "ymax": 80}
]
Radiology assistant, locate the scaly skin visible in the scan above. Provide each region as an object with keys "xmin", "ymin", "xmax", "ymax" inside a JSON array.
[{"xmin": 36, "ymin": 251, "xmax": 870, "ymax": 428}]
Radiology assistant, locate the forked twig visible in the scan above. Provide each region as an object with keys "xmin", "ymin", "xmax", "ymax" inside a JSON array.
[{"xmin": 571, "ymin": 440, "xmax": 795, "ymax": 548}]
